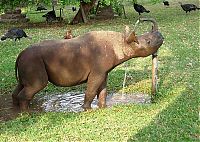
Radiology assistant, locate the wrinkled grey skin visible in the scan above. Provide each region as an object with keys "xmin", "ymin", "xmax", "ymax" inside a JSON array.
[{"xmin": 12, "ymin": 19, "xmax": 164, "ymax": 111}]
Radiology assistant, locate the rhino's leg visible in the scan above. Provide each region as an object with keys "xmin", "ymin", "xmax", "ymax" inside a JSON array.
[
  {"xmin": 17, "ymin": 82, "xmax": 47, "ymax": 111},
  {"xmin": 15, "ymin": 58, "xmax": 49, "ymax": 111},
  {"xmin": 12, "ymin": 83, "xmax": 23, "ymax": 107},
  {"xmin": 97, "ymin": 77, "xmax": 108, "ymax": 108},
  {"xmin": 82, "ymin": 73, "xmax": 107, "ymax": 110},
  {"xmin": 17, "ymin": 69, "xmax": 48, "ymax": 111}
]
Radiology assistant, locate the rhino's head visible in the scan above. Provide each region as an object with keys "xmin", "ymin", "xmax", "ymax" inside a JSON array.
[{"xmin": 125, "ymin": 18, "xmax": 164, "ymax": 57}]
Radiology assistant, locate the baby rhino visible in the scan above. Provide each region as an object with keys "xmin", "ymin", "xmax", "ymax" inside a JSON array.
[{"xmin": 12, "ymin": 18, "xmax": 164, "ymax": 111}]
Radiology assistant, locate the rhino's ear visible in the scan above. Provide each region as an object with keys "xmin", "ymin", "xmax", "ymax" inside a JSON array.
[{"xmin": 126, "ymin": 31, "xmax": 139, "ymax": 44}]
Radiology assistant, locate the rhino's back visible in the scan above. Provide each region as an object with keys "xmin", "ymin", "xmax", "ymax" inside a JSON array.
[{"xmin": 30, "ymin": 30, "xmax": 123, "ymax": 50}]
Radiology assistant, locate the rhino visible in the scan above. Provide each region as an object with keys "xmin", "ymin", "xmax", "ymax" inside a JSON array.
[{"xmin": 12, "ymin": 18, "xmax": 164, "ymax": 111}]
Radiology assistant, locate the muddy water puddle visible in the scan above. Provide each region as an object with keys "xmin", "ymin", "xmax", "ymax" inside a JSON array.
[
  {"xmin": 0, "ymin": 92, "xmax": 151, "ymax": 122},
  {"xmin": 40, "ymin": 92, "xmax": 151, "ymax": 112}
]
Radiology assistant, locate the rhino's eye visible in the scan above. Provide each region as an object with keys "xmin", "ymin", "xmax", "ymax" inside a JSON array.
[{"xmin": 146, "ymin": 39, "xmax": 151, "ymax": 44}]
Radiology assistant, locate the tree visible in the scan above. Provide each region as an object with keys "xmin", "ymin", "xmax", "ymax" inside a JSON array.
[
  {"xmin": 0, "ymin": 0, "xmax": 160, "ymax": 24},
  {"xmin": 70, "ymin": 0, "xmax": 97, "ymax": 24},
  {"xmin": 70, "ymin": 0, "xmax": 126, "ymax": 24}
]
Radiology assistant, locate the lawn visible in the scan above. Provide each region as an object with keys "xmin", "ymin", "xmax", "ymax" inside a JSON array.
[{"xmin": 0, "ymin": 0, "xmax": 199, "ymax": 141}]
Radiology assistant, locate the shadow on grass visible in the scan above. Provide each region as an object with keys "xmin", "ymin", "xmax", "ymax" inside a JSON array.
[
  {"xmin": 0, "ymin": 111, "xmax": 80, "ymax": 141},
  {"xmin": 128, "ymin": 86, "xmax": 199, "ymax": 141}
]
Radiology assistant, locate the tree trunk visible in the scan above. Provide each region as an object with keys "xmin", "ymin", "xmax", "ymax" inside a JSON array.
[{"xmin": 70, "ymin": 0, "xmax": 97, "ymax": 25}]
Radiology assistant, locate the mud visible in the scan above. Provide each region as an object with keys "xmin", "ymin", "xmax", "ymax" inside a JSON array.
[
  {"xmin": 0, "ymin": 93, "xmax": 43, "ymax": 122},
  {"xmin": 0, "ymin": 92, "xmax": 151, "ymax": 122}
]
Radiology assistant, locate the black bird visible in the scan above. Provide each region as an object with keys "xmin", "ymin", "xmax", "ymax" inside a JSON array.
[
  {"xmin": 42, "ymin": 9, "xmax": 57, "ymax": 23},
  {"xmin": 36, "ymin": 5, "xmax": 47, "ymax": 11},
  {"xmin": 1, "ymin": 28, "xmax": 31, "ymax": 41},
  {"xmin": 72, "ymin": 6, "xmax": 76, "ymax": 12},
  {"xmin": 134, "ymin": 3, "xmax": 150, "ymax": 15},
  {"xmin": 163, "ymin": 1, "xmax": 169, "ymax": 6},
  {"xmin": 179, "ymin": 2, "xmax": 200, "ymax": 13}
]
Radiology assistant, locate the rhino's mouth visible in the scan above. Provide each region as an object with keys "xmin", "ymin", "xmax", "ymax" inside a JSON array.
[{"xmin": 148, "ymin": 31, "xmax": 164, "ymax": 48}]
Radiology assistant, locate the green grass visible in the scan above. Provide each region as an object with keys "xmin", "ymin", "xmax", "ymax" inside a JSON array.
[{"xmin": 0, "ymin": 0, "xmax": 199, "ymax": 141}]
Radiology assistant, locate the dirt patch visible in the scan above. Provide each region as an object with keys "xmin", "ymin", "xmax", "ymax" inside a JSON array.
[
  {"xmin": 0, "ymin": 93, "xmax": 18, "ymax": 122},
  {"xmin": 0, "ymin": 93, "xmax": 43, "ymax": 122}
]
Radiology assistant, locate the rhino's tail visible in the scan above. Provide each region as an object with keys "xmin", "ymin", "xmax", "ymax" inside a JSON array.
[
  {"xmin": 15, "ymin": 52, "xmax": 23, "ymax": 83},
  {"xmin": 139, "ymin": 18, "xmax": 158, "ymax": 32}
]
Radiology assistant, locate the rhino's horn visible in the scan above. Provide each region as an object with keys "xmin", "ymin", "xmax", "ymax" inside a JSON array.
[{"xmin": 139, "ymin": 18, "xmax": 158, "ymax": 32}]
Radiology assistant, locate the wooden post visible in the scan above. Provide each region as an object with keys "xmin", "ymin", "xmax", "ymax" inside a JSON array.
[{"xmin": 152, "ymin": 52, "xmax": 158, "ymax": 98}]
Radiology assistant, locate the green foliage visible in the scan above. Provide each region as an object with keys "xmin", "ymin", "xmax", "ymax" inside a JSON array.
[
  {"xmin": 0, "ymin": 0, "xmax": 28, "ymax": 11},
  {"xmin": 132, "ymin": 0, "xmax": 137, "ymax": 3},
  {"xmin": 60, "ymin": 0, "xmax": 79, "ymax": 6},
  {"xmin": 93, "ymin": 0, "xmax": 125, "ymax": 16},
  {"xmin": 0, "ymin": 0, "xmax": 162, "ymax": 12},
  {"xmin": 100, "ymin": 0, "xmax": 112, "ymax": 6}
]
